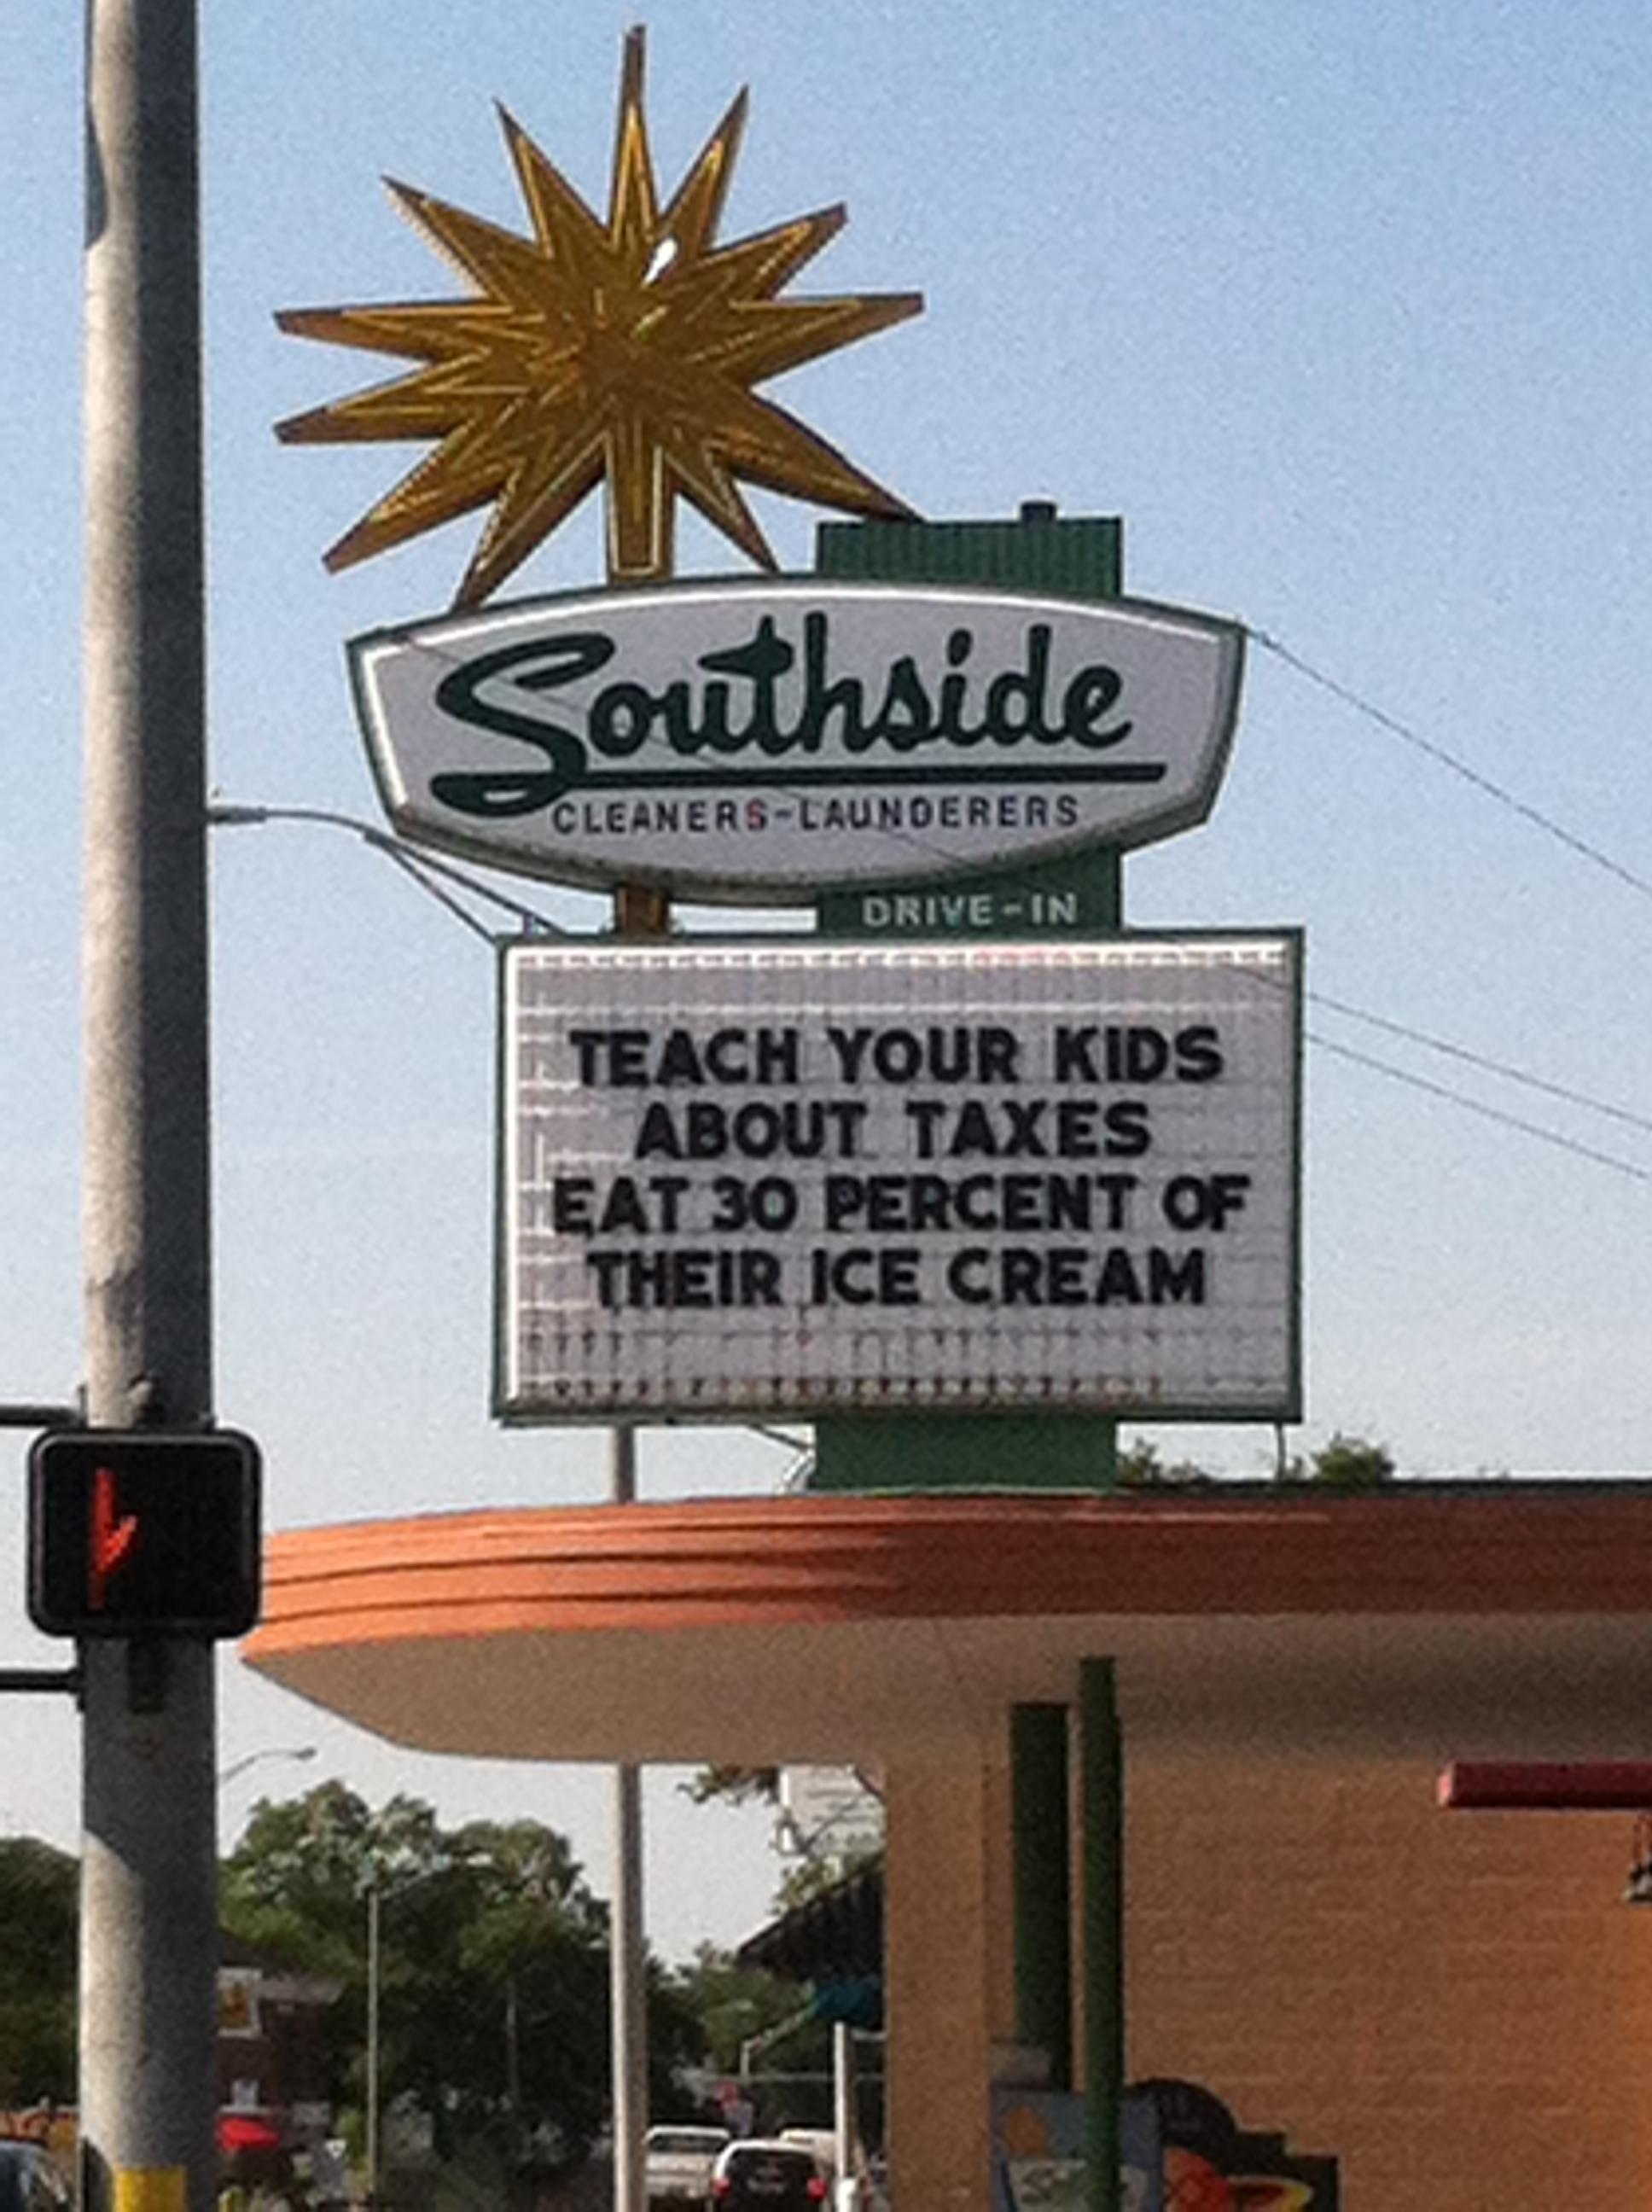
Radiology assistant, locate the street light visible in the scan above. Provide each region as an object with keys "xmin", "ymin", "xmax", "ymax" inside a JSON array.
[
  {"xmin": 363, "ymin": 1850, "xmax": 493, "ymax": 2207},
  {"xmin": 217, "ymin": 1744, "xmax": 318, "ymax": 1791}
]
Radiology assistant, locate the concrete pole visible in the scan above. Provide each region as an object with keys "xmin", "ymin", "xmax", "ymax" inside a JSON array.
[
  {"xmin": 79, "ymin": 2, "xmax": 218, "ymax": 2209},
  {"xmin": 608, "ymin": 1425, "xmax": 649, "ymax": 2212}
]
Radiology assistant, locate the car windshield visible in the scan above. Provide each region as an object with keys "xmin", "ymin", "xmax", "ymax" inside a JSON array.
[
  {"xmin": 729, "ymin": 2147, "xmax": 816, "ymax": 2179},
  {"xmin": 649, "ymin": 2129, "xmax": 727, "ymax": 2154}
]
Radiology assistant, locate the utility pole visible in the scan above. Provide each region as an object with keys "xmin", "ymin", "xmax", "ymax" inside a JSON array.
[{"xmin": 80, "ymin": 1, "xmax": 218, "ymax": 2207}]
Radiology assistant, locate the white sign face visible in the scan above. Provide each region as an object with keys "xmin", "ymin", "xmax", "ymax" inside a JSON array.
[
  {"xmin": 780, "ymin": 1767, "xmax": 886, "ymax": 1859},
  {"xmin": 353, "ymin": 580, "xmax": 1243, "ymax": 903},
  {"xmin": 497, "ymin": 936, "xmax": 1300, "ymax": 1421}
]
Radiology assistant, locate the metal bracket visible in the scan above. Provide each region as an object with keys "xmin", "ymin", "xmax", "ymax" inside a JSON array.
[
  {"xmin": 0, "ymin": 1401, "xmax": 83, "ymax": 1429},
  {"xmin": 0, "ymin": 1668, "xmax": 83, "ymax": 1702}
]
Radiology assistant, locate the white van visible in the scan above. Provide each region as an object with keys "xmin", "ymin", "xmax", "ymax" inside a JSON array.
[
  {"xmin": 777, "ymin": 2128, "xmax": 837, "ymax": 2178},
  {"xmin": 644, "ymin": 2123, "xmax": 731, "ymax": 2205}
]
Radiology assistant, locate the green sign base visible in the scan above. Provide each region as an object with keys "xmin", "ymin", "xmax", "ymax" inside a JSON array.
[{"xmin": 811, "ymin": 1412, "xmax": 1118, "ymax": 1493}]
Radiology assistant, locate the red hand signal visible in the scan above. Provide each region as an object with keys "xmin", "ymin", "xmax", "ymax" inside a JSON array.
[{"xmin": 89, "ymin": 1465, "xmax": 140, "ymax": 1610}]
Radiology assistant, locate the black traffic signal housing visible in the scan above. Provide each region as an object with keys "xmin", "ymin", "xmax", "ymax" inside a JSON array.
[{"xmin": 27, "ymin": 1429, "xmax": 261, "ymax": 1639}]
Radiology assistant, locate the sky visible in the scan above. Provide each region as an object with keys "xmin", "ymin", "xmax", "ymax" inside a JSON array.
[{"xmin": 3, "ymin": 0, "xmax": 1652, "ymax": 1964}]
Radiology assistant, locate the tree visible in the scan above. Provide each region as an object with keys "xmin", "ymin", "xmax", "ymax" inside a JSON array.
[
  {"xmin": 1117, "ymin": 1433, "xmax": 1397, "ymax": 1487},
  {"xmin": 679, "ymin": 1766, "xmax": 782, "ymax": 1807},
  {"xmin": 1279, "ymin": 1433, "xmax": 1396, "ymax": 1488},
  {"xmin": 666, "ymin": 1946, "xmax": 810, "ymax": 2078},
  {"xmin": 0, "ymin": 1839, "xmax": 76, "ymax": 2104},
  {"xmin": 1117, "ymin": 1441, "xmax": 1212, "ymax": 1487},
  {"xmin": 666, "ymin": 1946, "xmax": 832, "ymax": 2137},
  {"xmin": 220, "ymin": 1784, "xmax": 649, "ymax": 2176}
]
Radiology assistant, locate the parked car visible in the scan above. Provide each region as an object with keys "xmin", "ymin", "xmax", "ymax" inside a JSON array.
[
  {"xmin": 0, "ymin": 2145, "xmax": 71, "ymax": 2212},
  {"xmin": 710, "ymin": 2137, "xmax": 829, "ymax": 2206},
  {"xmin": 777, "ymin": 2130, "xmax": 887, "ymax": 2206},
  {"xmin": 777, "ymin": 2128, "xmax": 837, "ymax": 2175},
  {"xmin": 645, "ymin": 2122, "xmax": 731, "ymax": 2205}
]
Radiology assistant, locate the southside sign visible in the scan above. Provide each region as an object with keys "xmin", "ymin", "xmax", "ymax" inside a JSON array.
[{"xmin": 351, "ymin": 579, "xmax": 1244, "ymax": 902}]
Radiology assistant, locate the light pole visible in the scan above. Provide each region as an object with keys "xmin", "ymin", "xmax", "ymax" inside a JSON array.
[
  {"xmin": 364, "ymin": 1876, "xmax": 381, "ymax": 2210},
  {"xmin": 609, "ymin": 1430, "xmax": 649, "ymax": 2212},
  {"xmin": 361, "ymin": 1852, "xmax": 491, "ymax": 2207}
]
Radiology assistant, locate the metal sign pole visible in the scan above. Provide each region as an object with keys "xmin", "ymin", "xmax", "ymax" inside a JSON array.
[
  {"xmin": 608, "ymin": 1424, "xmax": 649, "ymax": 2212},
  {"xmin": 80, "ymin": 2, "xmax": 218, "ymax": 2207},
  {"xmin": 605, "ymin": 742, "xmax": 669, "ymax": 2212}
]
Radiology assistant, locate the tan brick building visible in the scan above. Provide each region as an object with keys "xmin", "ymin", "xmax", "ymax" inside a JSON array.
[
  {"xmin": 1128, "ymin": 1755, "xmax": 1652, "ymax": 2203},
  {"xmin": 247, "ymin": 1481, "xmax": 1652, "ymax": 2206}
]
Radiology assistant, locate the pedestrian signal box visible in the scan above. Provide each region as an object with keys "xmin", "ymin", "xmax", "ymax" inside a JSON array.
[{"xmin": 27, "ymin": 1429, "xmax": 261, "ymax": 1639}]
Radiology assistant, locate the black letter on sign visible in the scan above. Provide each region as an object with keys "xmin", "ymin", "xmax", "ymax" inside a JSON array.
[{"xmin": 432, "ymin": 632, "xmax": 614, "ymax": 812}]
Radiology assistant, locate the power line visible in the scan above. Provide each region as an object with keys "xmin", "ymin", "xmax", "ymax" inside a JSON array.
[
  {"xmin": 1306, "ymin": 1030, "xmax": 1652, "ymax": 1184},
  {"xmin": 1234, "ymin": 960, "xmax": 1652, "ymax": 1150},
  {"xmin": 212, "ymin": 799, "xmax": 1649, "ymax": 1183},
  {"xmin": 1305, "ymin": 988, "xmax": 1652, "ymax": 1137},
  {"xmin": 1251, "ymin": 629, "xmax": 1652, "ymax": 903}
]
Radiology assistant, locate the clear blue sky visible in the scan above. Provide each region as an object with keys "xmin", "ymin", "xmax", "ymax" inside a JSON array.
[{"xmin": 3, "ymin": 0, "xmax": 1651, "ymax": 1959}]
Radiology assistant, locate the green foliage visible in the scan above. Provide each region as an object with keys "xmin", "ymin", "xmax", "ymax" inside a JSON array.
[
  {"xmin": 0, "ymin": 1797, "xmax": 778, "ymax": 2162},
  {"xmin": 1279, "ymin": 1433, "xmax": 1396, "ymax": 1488},
  {"xmin": 1116, "ymin": 1440, "xmax": 1213, "ymax": 1487},
  {"xmin": 1119, "ymin": 1432, "xmax": 1396, "ymax": 1488},
  {"xmin": 0, "ymin": 1840, "xmax": 76, "ymax": 2104},
  {"xmin": 773, "ymin": 1845, "xmax": 881, "ymax": 1914},
  {"xmin": 666, "ymin": 1945, "xmax": 826, "ymax": 2080},
  {"xmin": 679, "ymin": 1767, "xmax": 782, "ymax": 1807},
  {"xmin": 220, "ymin": 1783, "xmax": 676, "ymax": 2173}
]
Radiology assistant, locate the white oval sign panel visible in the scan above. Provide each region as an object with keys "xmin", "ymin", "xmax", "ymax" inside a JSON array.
[{"xmin": 350, "ymin": 579, "xmax": 1244, "ymax": 903}]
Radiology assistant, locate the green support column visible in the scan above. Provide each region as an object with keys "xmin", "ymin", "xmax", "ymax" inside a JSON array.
[
  {"xmin": 811, "ymin": 505, "xmax": 1123, "ymax": 1495},
  {"xmin": 1080, "ymin": 1659, "xmax": 1124, "ymax": 2212},
  {"xmin": 1011, "ymin": 1704, "xmax": 1073, "ymax": 2090}
]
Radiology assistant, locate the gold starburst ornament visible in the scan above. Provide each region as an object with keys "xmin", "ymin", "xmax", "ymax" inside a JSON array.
[{"xmin": 277, "ymin": 30, "xmax": 922, "ymax": 606}]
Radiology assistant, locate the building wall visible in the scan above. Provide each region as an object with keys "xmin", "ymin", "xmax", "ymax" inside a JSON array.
[
  {"xmin": 884, "ymin": 1759, "xmax": 997, "ymax": 2210},
  {"xmin": 889, "ymin": 1741, "xmax": 1652, "ymax": 2205},
  {"xmin": 1125, "ymin": 1754, "xmax": 1652, "ymax": 2203}
]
